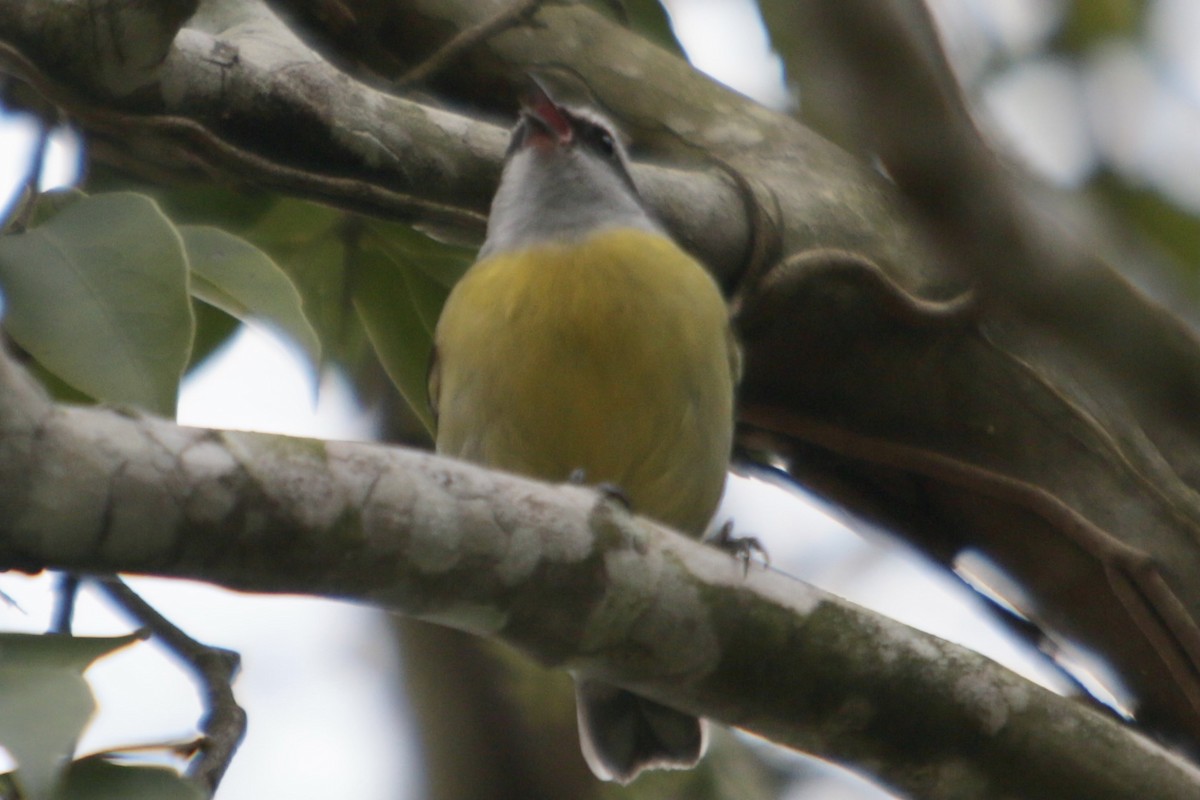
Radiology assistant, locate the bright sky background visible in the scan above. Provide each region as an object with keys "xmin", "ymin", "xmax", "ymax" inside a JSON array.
[{"xmin": 5, "ymin": 1, "xmax": 1198, "ymax": 798}]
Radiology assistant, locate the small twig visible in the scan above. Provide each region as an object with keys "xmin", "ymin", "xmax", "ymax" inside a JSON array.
[
  {"xmin": 92, "ymin": 576, "xmax": 246, "ymax": 796},
  {"xmin": 396, "ymin": 0, "xmax": 546, "ymax": 87},
  {"xmin": 1, "ymin": 120, "xmax": 49, "ymax": 234},
  {"xmin": 51, "ymin": 572, "xmax": 80, "ymax": 634},
  {"xmin": 23, "ymin": 121, "xmax": 50, "ymax": 194}
]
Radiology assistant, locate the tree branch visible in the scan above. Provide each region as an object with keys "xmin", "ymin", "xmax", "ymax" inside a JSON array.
[
  {"xmin": 394, "ymin": 0, "xmax": 546, "ymax": 87},
  {"xmin": 91, "ymin": 577, "xmax": 246, "ymax": 794},
  {"xmin": 775, "ymin": 0, "xmax": 1200, "ymax": 748},
  {"xmin": 0, "ymin": 0, "xmax": 748, "ymax": 268},
  {"xmin": 0, "ymin": 346, "xmax": 1197, "ymax": 800}
]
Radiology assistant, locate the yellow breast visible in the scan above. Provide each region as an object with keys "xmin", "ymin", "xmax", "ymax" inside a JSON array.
[{"xmin": 432, "ymin": 227, "xmax": 737, "ymax": 536}]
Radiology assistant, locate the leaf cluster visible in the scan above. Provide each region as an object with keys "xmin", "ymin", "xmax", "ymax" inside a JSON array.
[
  {"xmin": 0, "ymin": 186, "xmax": 473, "ymax": 438},
  {"xmin": 0, "ymin": 631, "xmax": 202, "ymax": 800},
  {"xmin": 0, "ymin": 177, "xmax": 475, "ymax": 796}
]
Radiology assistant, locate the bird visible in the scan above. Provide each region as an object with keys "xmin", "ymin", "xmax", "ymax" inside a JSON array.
[{"xmin": 429, "ymin": 80, "xmax": 739, "ymax": 784}]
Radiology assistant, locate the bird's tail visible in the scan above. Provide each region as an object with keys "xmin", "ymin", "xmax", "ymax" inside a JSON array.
[{"xmin": 575, "ymin": 678, "xmax": 707, "ymax": 784}]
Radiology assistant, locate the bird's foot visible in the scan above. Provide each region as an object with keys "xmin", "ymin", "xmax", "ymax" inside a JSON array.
[
  {"xmin": 706, "ymin": 520, "xmax": 769, "ymax": 575},
  {"xmin": 569, "ymin": 469, "xmax": 633, "ymax": 512},
  {"xmin": 595, "ymin": 482, "xmax": 633, "ymax": 512}
]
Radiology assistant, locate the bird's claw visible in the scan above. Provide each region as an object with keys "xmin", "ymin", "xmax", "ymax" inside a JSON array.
[
  {"xmin": 707, "ymin": 520, "xmax": 769, "ymax": 575},
  {"xmin": 595, "ymin": 482, "xmax": 633, "ymax": 512},
  {"xmin": 570, "ymin": 469, "xmax": 634, "ymax": 512}
]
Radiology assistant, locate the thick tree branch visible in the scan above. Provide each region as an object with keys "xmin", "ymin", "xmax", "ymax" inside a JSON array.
[
  {"xmin": 1, "ymin": 346, "xmax": 1198, "ymax": 800},
  {"xmin": 775, "ymin": 0, "xmax": 1200, "ymax": 748},
  {"xmin": 0, "ymin": 0, "xmax": 748, "ymax": 269}
]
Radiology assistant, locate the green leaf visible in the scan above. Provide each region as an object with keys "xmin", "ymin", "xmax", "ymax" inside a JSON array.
[
  {"xmin": 350, "ymin": 221, "xmax": 475, "ymax": 435},
  {"xmin": 26, "ymin": 189, "xmax": 88, "ymax": 229},
  {"xmin": 623, "ymin": 0, "xmax": 685, "ymax": 53},
  {"xmin": 22, "ymin": 360, "xmax": 95, "ymax": 405},
  {"xmin": 1092, "ymin": 172, "xmax": 1200, "ymax": 286},
  {"xmin": 361, "ymin": 219, "xmax": 474, "ymax": 290},
  {"xmin": 350, "ymin": 244, "xmax": 442, "ymax": 435},
  {"xmin": 151, "ymin": 185, "xmax": 276, "ymax": 232},
  {"xmin": 1058, "ymin": 0, "xmax": 1144, "ymax": 54},
  {"xmin": 401, "ymin": 258, "xmax": 449, "ymax": 338},
  {"xmin": 0, "ymin": 192, "xmax": 194, "ymax": 415},
  {"xmin": 84, "ymin": 166, "xmax": 277, "ymax": 232},
  {"xmin": 0, "ymin": 633, "xmax": 143, "ymax": 800},
  {"xmin": 180, "ymin": 224, "xmax": 321, "ymax": 368},
  {"xmin": 54, "ymin": 756, "xmax": 204, "ymax": 800},
  {"xmin": 187, "ymin": 299, "xmax": 241, "ymax": 374},
  {"xmin": 239, "ymin": 199, "xmax": 358, "ymax": 366}
]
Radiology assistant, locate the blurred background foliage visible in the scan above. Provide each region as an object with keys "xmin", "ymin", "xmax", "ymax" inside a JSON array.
[{"xmin": 929, "ymin": 0, "xmax": 1200, "ymax": 301}]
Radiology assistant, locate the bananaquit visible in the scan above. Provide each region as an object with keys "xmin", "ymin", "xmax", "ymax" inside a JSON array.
[{"xmin": 429, "ymin": 83, "xmax": 738, "ymax": 784}]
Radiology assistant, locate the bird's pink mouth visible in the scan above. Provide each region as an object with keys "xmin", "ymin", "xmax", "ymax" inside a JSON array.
[{"xmin": 520, "ymin": 84, "xmax": 573, "ymax": 146}]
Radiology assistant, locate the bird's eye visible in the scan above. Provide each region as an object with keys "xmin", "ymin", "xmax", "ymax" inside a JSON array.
[{"xmin": 593, "ymin": 127, "xmax": 617, "ymax": 158}]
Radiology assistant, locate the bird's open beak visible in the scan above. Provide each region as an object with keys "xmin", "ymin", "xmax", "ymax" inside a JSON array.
[{"xmin": 519, "ymin": 79, "xmax": 573, "ymax": 145}]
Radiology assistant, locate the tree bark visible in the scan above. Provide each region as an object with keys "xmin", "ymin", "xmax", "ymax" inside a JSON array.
[{"xmin": 0, "ymin": 342, "xmax": 1197, "ymax": 800}]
